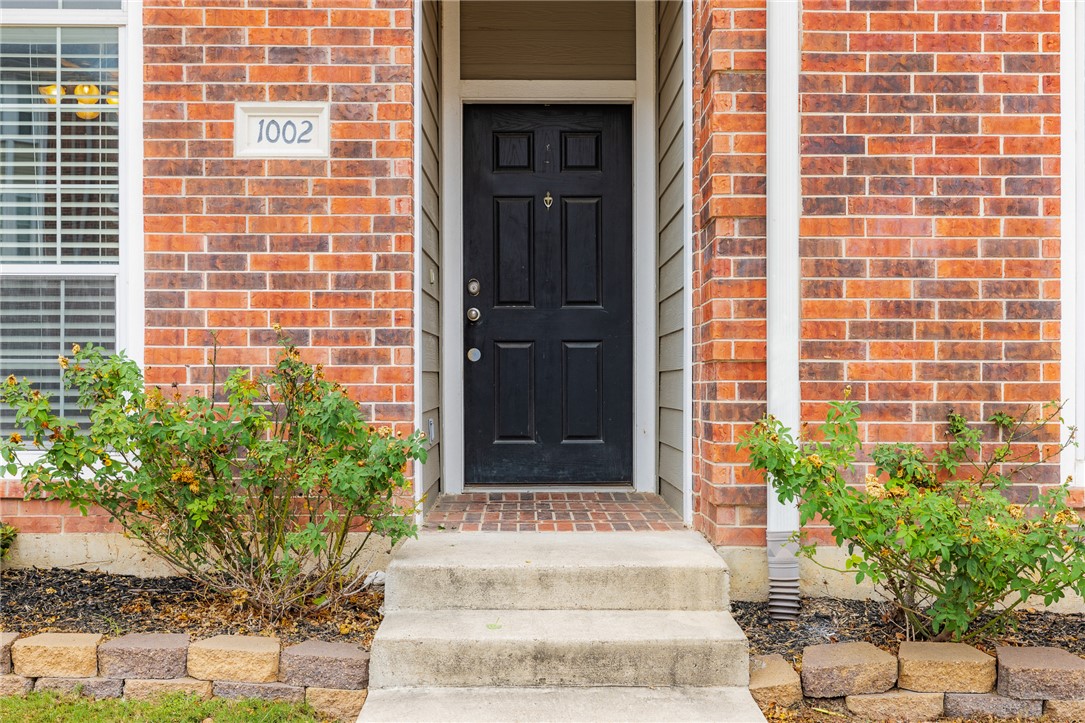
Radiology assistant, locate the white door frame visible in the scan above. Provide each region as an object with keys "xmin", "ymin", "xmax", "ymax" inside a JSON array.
[{"xmin": 438, "ymin": 0, "xmax": 658, "ymax": 493}]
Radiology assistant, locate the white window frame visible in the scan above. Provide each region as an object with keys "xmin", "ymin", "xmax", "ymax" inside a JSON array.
[{"xmin": 0, "ymin": 2, "xmax": 144, "ymax": 369}]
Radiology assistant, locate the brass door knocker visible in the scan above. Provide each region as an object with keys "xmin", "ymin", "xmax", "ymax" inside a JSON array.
[{"xmin": 543, "ymin": 191, "xmax": 553, "ymax": 209}]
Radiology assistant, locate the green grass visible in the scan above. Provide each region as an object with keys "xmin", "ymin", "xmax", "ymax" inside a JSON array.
[{"xmin": 0, "ymin": 691, "xmax": 324, "ymax": 723}]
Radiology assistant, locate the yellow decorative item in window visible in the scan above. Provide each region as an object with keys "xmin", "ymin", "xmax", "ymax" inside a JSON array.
[
  {"xmin": 38, "ymin": 84, "xmax": 65, "ymax": 103},
  {"xmin": 73, "ymin": 83, "xmax": 101, "ymax": 120},
  {"xmin": 105, "ymin": 89, "xmax": 119, "ymax": 105}
]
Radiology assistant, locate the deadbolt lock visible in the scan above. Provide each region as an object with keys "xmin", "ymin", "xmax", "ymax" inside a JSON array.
[
  {"xmin": 466, "ymin": 307, "xmax": 481, "ymax": 322},
  {"xmin": 467, "ymin": 278, "xmax": 480, "ymax": 296}
]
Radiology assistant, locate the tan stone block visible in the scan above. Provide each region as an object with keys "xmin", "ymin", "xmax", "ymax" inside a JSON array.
[
  {"xmin": 945, "ymin": 692, "xmax": 1042, "ymax": 719},
  {"xmin": 0, "ymin": 632, "xmax": 19, "ymax": 675},
  {"xmin": 846, "ymin": 690, "xmax": 944, "ymax": 722},
  {"xmin": 306, "ymin": 687, "xmax": 368, "ymax": 722},
  {"xmin": 750, "ymin": 654, "xmax": 802, "ymax": 708},
  {"xmin": 801, "ymin": 642, "xmax": 897, "ymax": 698},
  {"xmin": 0, "ymin": 674, "xmax": 33, "ymax": 696},
  {"xmin": 1046, "ymin": 699, "xmax": 1085, "ymax": 721},
  {"xmin": 123, "ymin": 677, "xmax": 213, "ymax": 701},
  {"xmin": 187, "ymin": 635, "xmax": 279, "ymax": 683},
  {"xmin": 898, "ymin": 641, "xmax": 995, "ymax": 693},
  {"xmin": 12, "ymin": 633, "xmax": 101, "ymax": 678}
]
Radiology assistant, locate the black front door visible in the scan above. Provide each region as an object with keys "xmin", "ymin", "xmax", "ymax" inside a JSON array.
[{"xmin": 463, "ymin": 105, "xmax": 633, "ymax": 485}]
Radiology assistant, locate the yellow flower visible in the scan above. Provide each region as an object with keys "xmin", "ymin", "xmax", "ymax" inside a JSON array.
[
  {"xmin": 58, "ymin": 356, "xmax": 69, "ymax": 370},
  {"xmin": 71, "ymin": 343, "xmax": 81, "ymax": 354},
  {"xmin": 1007, "ymin": 504, "xmax": 1024, "ymax": 520},
  {"xmin": 5, "ymin": 374, "xmax": 15, "ymax": 386},
  {"xmin": 136, "ymin": 499, "xmax": 151, "ymax": 512},
  {"xmin": 808, "ymin": 454, "xmax": 824, "ymax": 469},
  {"xmin": 8, "ymin": 433, "xmax": 22, "ymax": 444},
  {"xmin": 843, "ymin": 385, "xmax": 853, "ymax": 400}
]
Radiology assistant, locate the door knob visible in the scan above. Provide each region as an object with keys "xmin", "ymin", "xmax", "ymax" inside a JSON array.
[{"xmin": 467, "ymin": 307, "xmax": 481, "ymax": 322}]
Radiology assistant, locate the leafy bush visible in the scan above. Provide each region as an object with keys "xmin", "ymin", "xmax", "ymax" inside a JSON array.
[
  {"xmin": 0, "ymin": 522, "xmax": 15, "ymax": 559},
  {"xmin": 738, "ymin": 396, "xmax": 1083, "ymax": 642},
  {"xmin": 1, "ymin": 334, "xmax": 426, "ymax": 620}
]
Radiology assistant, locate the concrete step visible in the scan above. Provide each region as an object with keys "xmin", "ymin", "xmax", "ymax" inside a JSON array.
[
  {"xmin": 369, "ymin": 609, "xmax": 750, "ymax": 688},
  {"xmin": 384, "ymin": 532, "xmax": 730, "ymax": 611},
  {"xmin": 358, "ymin": 686, "xmax": 767, "ymax": 722}
]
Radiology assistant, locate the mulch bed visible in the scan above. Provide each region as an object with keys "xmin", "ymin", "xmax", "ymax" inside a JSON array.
[
  {"xmin": 733, "ymin": 596, "xmax": 1085, "ymax": 661},
  {"xmin": 0, "ymin": 568, "xmax": 383, "ymax": 648}
]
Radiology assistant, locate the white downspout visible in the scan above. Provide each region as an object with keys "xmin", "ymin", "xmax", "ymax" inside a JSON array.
[{"xmin": 765, "ymin": 0, "xmax": 802, "ymax": 618}]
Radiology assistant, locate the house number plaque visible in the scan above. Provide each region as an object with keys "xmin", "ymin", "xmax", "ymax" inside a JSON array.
[{"xmin": 234, "ymin": 102, "xmax": 330, "ymax": 159}]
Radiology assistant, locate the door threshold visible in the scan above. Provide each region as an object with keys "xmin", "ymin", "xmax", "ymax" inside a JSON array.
[{"xmin": 460, "ymin": 484, "xmax": 636, "ymax": 494}]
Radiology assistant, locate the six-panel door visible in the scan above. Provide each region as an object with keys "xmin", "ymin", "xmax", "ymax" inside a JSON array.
[{"xmin": 463, "ymin": 105, "xmax": 633, "ymax": 484}]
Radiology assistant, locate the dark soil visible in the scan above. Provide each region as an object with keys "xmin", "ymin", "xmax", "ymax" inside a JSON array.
[
  {"xmin": 0, "ymin": 567, "xmax": 383, "ymax": 648},
  {"xmin": 733, "ymin": 596, "xmax": 1085, "ymax": 662}
]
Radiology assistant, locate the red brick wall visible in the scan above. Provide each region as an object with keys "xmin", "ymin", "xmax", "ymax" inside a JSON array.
[
  {"xmin": 692, "ymin": 0, "xmax": 770, "ymax": 546},
  {"xmin": 693, "ymin": 0, "xmax": 1073, "ymax": 546},
  {"xmin": 8, "ymin": 0, "xmax": 417, "ymax": 534}
]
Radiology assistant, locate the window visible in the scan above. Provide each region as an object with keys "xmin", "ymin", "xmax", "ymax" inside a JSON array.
[{"xmin": 0, "ymin": 11, "xmax": 135, "ymax": 434}]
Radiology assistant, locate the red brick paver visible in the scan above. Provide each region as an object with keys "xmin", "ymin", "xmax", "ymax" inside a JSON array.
[{"xmin": 424, "ymin": 492, "xmax": 686, "ymax": 533}]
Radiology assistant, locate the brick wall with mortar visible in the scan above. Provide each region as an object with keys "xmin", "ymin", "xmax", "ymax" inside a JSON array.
[
  {"xmin": 692, "ymin": 0, "xmax": 1078, "ymax": 547},
  {"xmin": 4, "ymin": 0, "xmax": 417, "ymax": 534},
  {"xmin": 5, "ymin": 0, "xmax": 1080, "ymax": 541}
]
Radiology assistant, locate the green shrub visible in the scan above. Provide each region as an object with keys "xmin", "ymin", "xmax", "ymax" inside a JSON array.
[
  {"xmin": 1, "ymin": 333, "xmax": 426, "ymax": 620},
  {"xmin": 0, "ymin": 522, "xmax": 15, "ymax": 559},
  {"xmin": 738, "ymin": 396, "xmax": 1084, "ymax": 642}
]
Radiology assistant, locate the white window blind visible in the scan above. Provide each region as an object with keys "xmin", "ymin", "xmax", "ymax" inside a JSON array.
[{"xmin": 0, "ymin": 25, "xmax": 121, "ymax": 433}]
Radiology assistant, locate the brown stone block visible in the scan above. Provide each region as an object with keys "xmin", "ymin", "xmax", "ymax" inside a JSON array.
[
  {"xmin": 997, "ymin": 646, "xmax": 1085, "ymax": 700},
  {"xmin": 188, "ymin": 635, "xmax": 280, "ymax": 683},
  {"xmin": 846, "ymin": 690, "xmax": 944, "ymax": 722},
  {"xmin": 801, "ymin": 642, "xmax": 897, "ymax": 698}
]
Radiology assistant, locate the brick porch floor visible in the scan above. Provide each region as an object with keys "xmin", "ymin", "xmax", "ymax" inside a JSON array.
[{"xmin": 422, "ymin": 492, "xmax": 686, "ymax": 532}]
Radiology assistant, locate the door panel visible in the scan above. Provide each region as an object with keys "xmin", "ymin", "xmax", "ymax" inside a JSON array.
[{"xmin": 463, "ymin": 105, "xmax": 633, "ymax": 484}]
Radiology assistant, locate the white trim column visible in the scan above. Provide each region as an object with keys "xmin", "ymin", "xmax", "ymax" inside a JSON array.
[
  {"xmin": 1061, "ymin": 0, "xmax": 1084, "ymax": 489},
  {"xmin": 765, "ymin": 0, "xmax": 802, "ymax": 617}
]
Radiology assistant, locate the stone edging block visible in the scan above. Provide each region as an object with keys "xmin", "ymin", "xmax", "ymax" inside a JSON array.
[
  {"xmin": 997, "ymin": 646, "xmax": 1085, "ymax": 701},
  {"xmin": 213, "ymin": 680, "xmax": 304, "ymax": 702},
  {"xmin": 749, "ymin": 653, "xmax": 802, "ymax": 708},
  {"xmin": 898, "ymin": 641, "xmax": 995, "ymax": 693},
  {"xmin": 944, "ymin": 692, "xmax": 1043, "ymax": 719},
  {"xmin": 801, "ymin": 641, "xmax": 896, "ymax": 698},
  {"xmin": 34, "ymin": 676, "xmax": 124, "ymax": 699},
  {"xmin": 306, "ymin": 686, "xmax": 369, "ymax": 722},
  {"xmin": 124, "ymin": 677, "xmax": 213, "ymax": 701},
  {"xmin": 845, "ymin": 690, "xmax": 944, "ymax": 722},
  {"xmin": 188, "ymin": 635, "xmax": 280, "ymax": 683},
  {"xmin": 12, "ymin": 633, "xmax": 102, "ymax": 678},
  {"xmin": 0, "ymin": 632, "xmax": 19, "ymax": 675},
  {"xmin": 99, "ymin": 633, "xmax": 189, "ymax": 680},
  {"xmin": 281, "ymin": 639, "xmax": 370, "ymax": 690}
]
